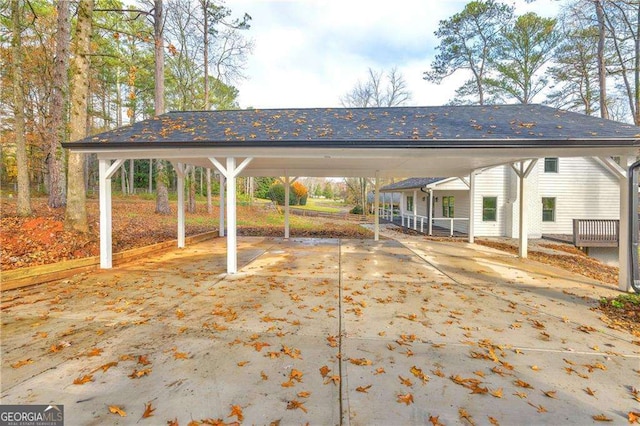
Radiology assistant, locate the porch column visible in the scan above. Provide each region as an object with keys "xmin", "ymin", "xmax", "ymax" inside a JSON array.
[
  {"xmin": 620, "ymin": 160, "xmax": 630, "ymax": 291},
  {"xmin": 219, "ymin": 173, "xmax": 225, "ymax": 237},
  {"xmin": 174, "ymin": 163, "xmax": 186, "ymax": 248},
  {"xmin": 468, "ymin": 170, "xmax": 476, "ymax": 244},
  {"xmin": 209, "ymin": 157, "xmax": 253, "ymax": 274},
  {"xmin": 98, "ymin": 158, "xmax": 124, "ymax": 269},
  {"xmin": 390, "ymin": 193, "xmax": 394, "ymax": 221},
  {"xmin": 413, "ymin": 189, "xmax": 418, "ymax": 230},
  {"xmin": 284, "ymin": 175, "xmax": 290, "ymax": 239},
  {"xmin": 428, "ymin": 189, "xmax": 433, "ymax": 235},
  {"xmin": 511, "ymin": 160, "xmax": 538, "ymax": 258},
  {"xmin": 374, "ymin": 172, "xmax": 380, "ymax": 241}
]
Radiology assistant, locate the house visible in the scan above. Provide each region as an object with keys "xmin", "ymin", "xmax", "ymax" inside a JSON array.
[{"xmin": 380, "ymin": 157, "xmax": 621, "ymax": 261}]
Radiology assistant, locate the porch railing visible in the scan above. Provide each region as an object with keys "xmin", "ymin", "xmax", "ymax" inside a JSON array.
[{"xmin": 572, "ymin": 219, "xmax": 619, "ymax": 247}]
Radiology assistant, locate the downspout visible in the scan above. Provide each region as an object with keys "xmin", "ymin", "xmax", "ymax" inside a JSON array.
[{"xmin": 628, "ymin": 160, "xmax": 640, "ymax": 293}]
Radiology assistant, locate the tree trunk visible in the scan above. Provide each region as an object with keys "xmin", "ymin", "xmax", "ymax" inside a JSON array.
[
  {"xmin": 65, "ymin": 0, "xmax": 93, "ymax": 232},
  {"xmin": 201, "ymin": 0, "xmax": 209, "ymax": 109},
  {"xmin": 153, "ymin": 0, "xmax": 170, "ymax": 215},
  {"xmin": 48, "ymin": 0, "xmax": 70, "ymax": 208},
  {"xmin": 595, "ymin": 0, "xmax": 609, "ymax": 119},
  {"xmin": 11, "ymin": 0, "xmax": 31, "ymax": 216}
]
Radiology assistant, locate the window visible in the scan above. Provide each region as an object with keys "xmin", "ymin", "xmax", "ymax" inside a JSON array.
[
  {"xmin": 442, "ymin": 196, "xmax": 454, "ymax": 218},
  {"xmin": 482, "ymin": 197, "xmax": 497, "ymax": 221},
  {"xmin": 406, "ymin": 196, "xmax": 414, "ymax": 212},
  {"xmin": 542, "ymin": 197, "xmax": 556, "ymax": 222},
  {"xmin": 544, "ymin": 157, "xmax": 558, "ymax": 173}
]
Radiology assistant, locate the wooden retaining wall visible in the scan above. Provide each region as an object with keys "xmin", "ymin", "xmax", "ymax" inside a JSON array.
[{"xmin": 1, "ymin": 231, "xmax": 218, "ymax": 291}]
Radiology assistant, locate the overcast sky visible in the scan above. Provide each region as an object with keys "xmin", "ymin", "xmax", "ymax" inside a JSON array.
[{"xmin": 224, "ymin": 0, "xmax": 561, "ymax": 109}]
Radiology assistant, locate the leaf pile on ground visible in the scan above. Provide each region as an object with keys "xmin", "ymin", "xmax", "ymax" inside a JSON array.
[
  {"xmin": 598, "ymin": 294, "xmax": 640, "ymax": 337},
  {"xmin": 1, "ymin": 196, "xmax": 371, "ymax": 271},
  {"xmin": 476, "ymin": 239, "xmax": 618, "ymax": 286}
]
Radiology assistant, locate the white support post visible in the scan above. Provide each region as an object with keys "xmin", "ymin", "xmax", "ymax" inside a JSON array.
[
  {"xmin": 99, "ymin": 159, "xmax": 113, "ymax": 268},
  {"xmin": 413, "ymin": 189, "xmax": 418, "ymax": 230},
  {"xmin": 511, "ymin": 159, "xmax": 538, "ymax": 258},
  {"xmin": 175, "ymin": 163, "xmax": 186, "ymax": 248},
  {"xmin": 618, "ymin": 156, "xmax": 630, "ymax": 291},
  {"xmin": 374, "ymin": 172, "xmax": 380, "ymax": 241},
  {"xmin": 428, "ymin": 190, "xmax": 433, "ymax": 235},
  {"xmin": 468, "ymin": 170, "xmax": 476, "ymax": 244},
  {"xmin": 284, "ymin": 175, "xmax": 290, "ymax": 239},
  {"xmin": 219, "ymin": 173, "xmax": 225, "ymax": 237},
  {"xmin": 208, "ymin": 157, "xmax": 252, "ymax": 274},
  {"xmin": 390, "ymin": 193, "xmax": 394, "ymax": 222},
  {"xmin": 226, "ymin": 157, "xmax": 238, "ymax": 274}
]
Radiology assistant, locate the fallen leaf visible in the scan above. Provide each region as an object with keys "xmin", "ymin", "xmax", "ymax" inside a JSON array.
[
  {"xmin": 93, "ymin": 361, "xmax": 118, "ymax": 373},
  {"xmin": 108, "ymin": 405, "xmax": 126, "ymax": 417},
  {"xmin": 140, "ymin": 402, "xmax": 155, "ymax": 418},
  {"xmin": 87, "ymin": 347, "xmax": 103, "ymax": 357},
  {"xmin": 11, "ymin": 359, "xmax": 33, "ymax": 369},
  {"xmin": 289, "ymin": 369, "xmax": 303, "ymax": 382},
  {"xmin": 585, "ymin": 387, "xmax": 596, "ymax": 397},
  {"xmin": 490, "ymin": 388, "xmax": 503, "ymax": 398},
  {"xmin": 514, "ymin": 379, "xmax": 533, "ymax": 389},
  {"xmin": 281, "ymin": 380, "xmax": 295, "ymax": 388},
  {"xmin": 530, "ymin": 365, "xmax": 539, "ymax": 371},
  {"xmin": 319, "ymin": 365, "xmax": 331, "ymax": 378},
  {"xmin": 410, "ymin": 366, "xmax": 430, "ymax": 384},
  {"xmin": 175, "ymin": 309, "xmax": 185, "ymax": 319},
  {"xmin": 542, "ymin": 390, "xmax": 557, "ymax": 398},
  {"xmin": 324, "ymin": 375, "xmax": 340, "ymax": 385},
  {"xmin": 174, "ymin": 352, "xmax": 189, "ymax": 360},
  {"xmin": 374, "ymin": 367, "xmax": 386, "ymax": 375},
  {"xmin": 297, "ymin": 391, "xmax": 311, "ymax": 398},
  {"xmin": 261, "ymin": 371, "xmax": 269, "ymax": 380},
  {"xmin": 73, "ymin": 374, "xmax": 93, "ymax": 385},
  {"xmin": 592, "ymin": 414, "xmax": 613, "ymax": 422},
  {"xmin": 137, "ymin": 355, "xmax": 151, "ymax": 365},
  {"xmin": 237, "ymin": 361, "xmax": 249, "ymax": 367},
  {"xmin": 286, "ymin": 400, "xmax": 307, "ymax": 413},
  {"xmin": 128, "ymin": 368, "xmax": 152, "ymax": 379},
  {"xmin": 513, "ymin": 391, "xmax": 528, "ymax": 399},
  {"xmin": 250, "ymin": 342, "xmax": 271, "ymax": 352},
  {"xmin": 399, "ymin": 376, "xmax": 413, "ymax": 387},
  {"xmin": 349, "ymin": 358, "xmax": 372, "ymax": 366},
  {"xmin": 459, "ymin": 408, "xmax": 475, "ymax": 425},
  {"xmin": 167, "ymin": 418, "xmax": 178, "ymax": 426},
  {"xmin": 488, "ymin": 416, "xmax": 500, "ymax": 425},
  {"xmin": 327, "ymin": 336, "xmax": 338, "ymax": 347},
  {"xmin": 429, "ymin": 415, "xmax": 444, "ymax": 426},
  {"xmin": 356, "ymin": 385, "xmax": 372, "ymax": 393},
  {"xmin": 228, "ymin": 405, "xmax": 243, "ymax": 421},
  {"xmin": 629, "ymin": 411, "xmax": 640, "ymax": 423},
  {"xmin": 397, "ymin": 393, "xmax": 414, "ymax": 405},
  {"xmin": 527, "ymin": 403, "xmax": 547, "ymax": 413}
]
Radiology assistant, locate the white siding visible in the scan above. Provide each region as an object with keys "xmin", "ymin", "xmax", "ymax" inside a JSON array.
[
  {"xmin": 537, "ymin": 157, "xmax": 619, "ymax": 234},
  {"xmin": 473, "ymin": 166, "xmax": 510, "ymax": 237},
  {"xmin": 433, "ymin": 190, "xmax": 469, "ymax": 233}
]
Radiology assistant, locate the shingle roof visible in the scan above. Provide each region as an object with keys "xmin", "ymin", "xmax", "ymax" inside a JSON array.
[
  {"xmin": 380, "ymin": 178, "xmax": 444, "ymax": 191},
  {"xmin": 64, "ymin": 104, "xmax": 640, "ymax": 149}
]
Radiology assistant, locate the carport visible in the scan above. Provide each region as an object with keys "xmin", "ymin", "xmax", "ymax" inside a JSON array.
[{"xmin": 64, "ymin": 104, "xmax": 640, "ymax": 291}]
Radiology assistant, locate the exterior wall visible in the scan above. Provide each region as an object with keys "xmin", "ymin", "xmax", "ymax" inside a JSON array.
[
  {"xmin": 433, "ymin": 190, "xmax": 470, "ymax": 234},
  {"xmin": 389, "ymin": 157, "xmax": 619, "ymax": 239},
  {"xmin": 537, "ymin": 157, "xmax": 619, "ymax": 234}
]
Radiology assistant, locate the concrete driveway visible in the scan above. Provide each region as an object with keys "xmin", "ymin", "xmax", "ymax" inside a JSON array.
[{"xmin": 1, "ymin": 234, "xmax": 638, "ymax": 425}]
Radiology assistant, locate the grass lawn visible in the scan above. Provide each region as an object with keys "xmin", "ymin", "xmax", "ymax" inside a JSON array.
[
  {"xmin": 257, "ymin": 197, "xmax": 348, "ymax": 213},
  {"xmin": 1, "ymin": 195, "xmax": 371, "ymax": 271}
]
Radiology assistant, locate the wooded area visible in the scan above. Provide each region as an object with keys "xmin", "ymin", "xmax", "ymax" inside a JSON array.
[{"xmin": 2, "ymin": 0, "xmax": 640, "ymax": 227}]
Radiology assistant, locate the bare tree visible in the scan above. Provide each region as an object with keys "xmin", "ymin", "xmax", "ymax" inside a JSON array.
[
  {"xmin": 341, "ymin": 67, "xmax": 411, "ymax": 107},
  {"xmin": 594, "ymin": 0, "xmax": 609, "ymax": 119},
  {"xmin": 11, "ymin": 0, "xmax": 31, "ymax": 216},
  {"xmin": 65, "ymin": 0, "xmax": 94, "ymax": 232}
]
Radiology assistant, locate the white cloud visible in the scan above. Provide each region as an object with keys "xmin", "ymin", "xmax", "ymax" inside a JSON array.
[{"xmin": 226, "ymin": 0, "xmax": 561, "ymax": 108}]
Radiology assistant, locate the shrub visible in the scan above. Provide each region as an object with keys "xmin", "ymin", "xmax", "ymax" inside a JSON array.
[{"xmin": 350, "ymin": 205, "xmax": 364, "ymax": 214}]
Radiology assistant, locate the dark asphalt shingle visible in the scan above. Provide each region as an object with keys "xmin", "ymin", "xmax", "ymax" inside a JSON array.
[
  {"xmin": 380, "ymin": 178, "xmax": 445, "ymax": 191},
  {"xmin": 64, "ymin": 104, "xmax": 640, "ymax": 149}
]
